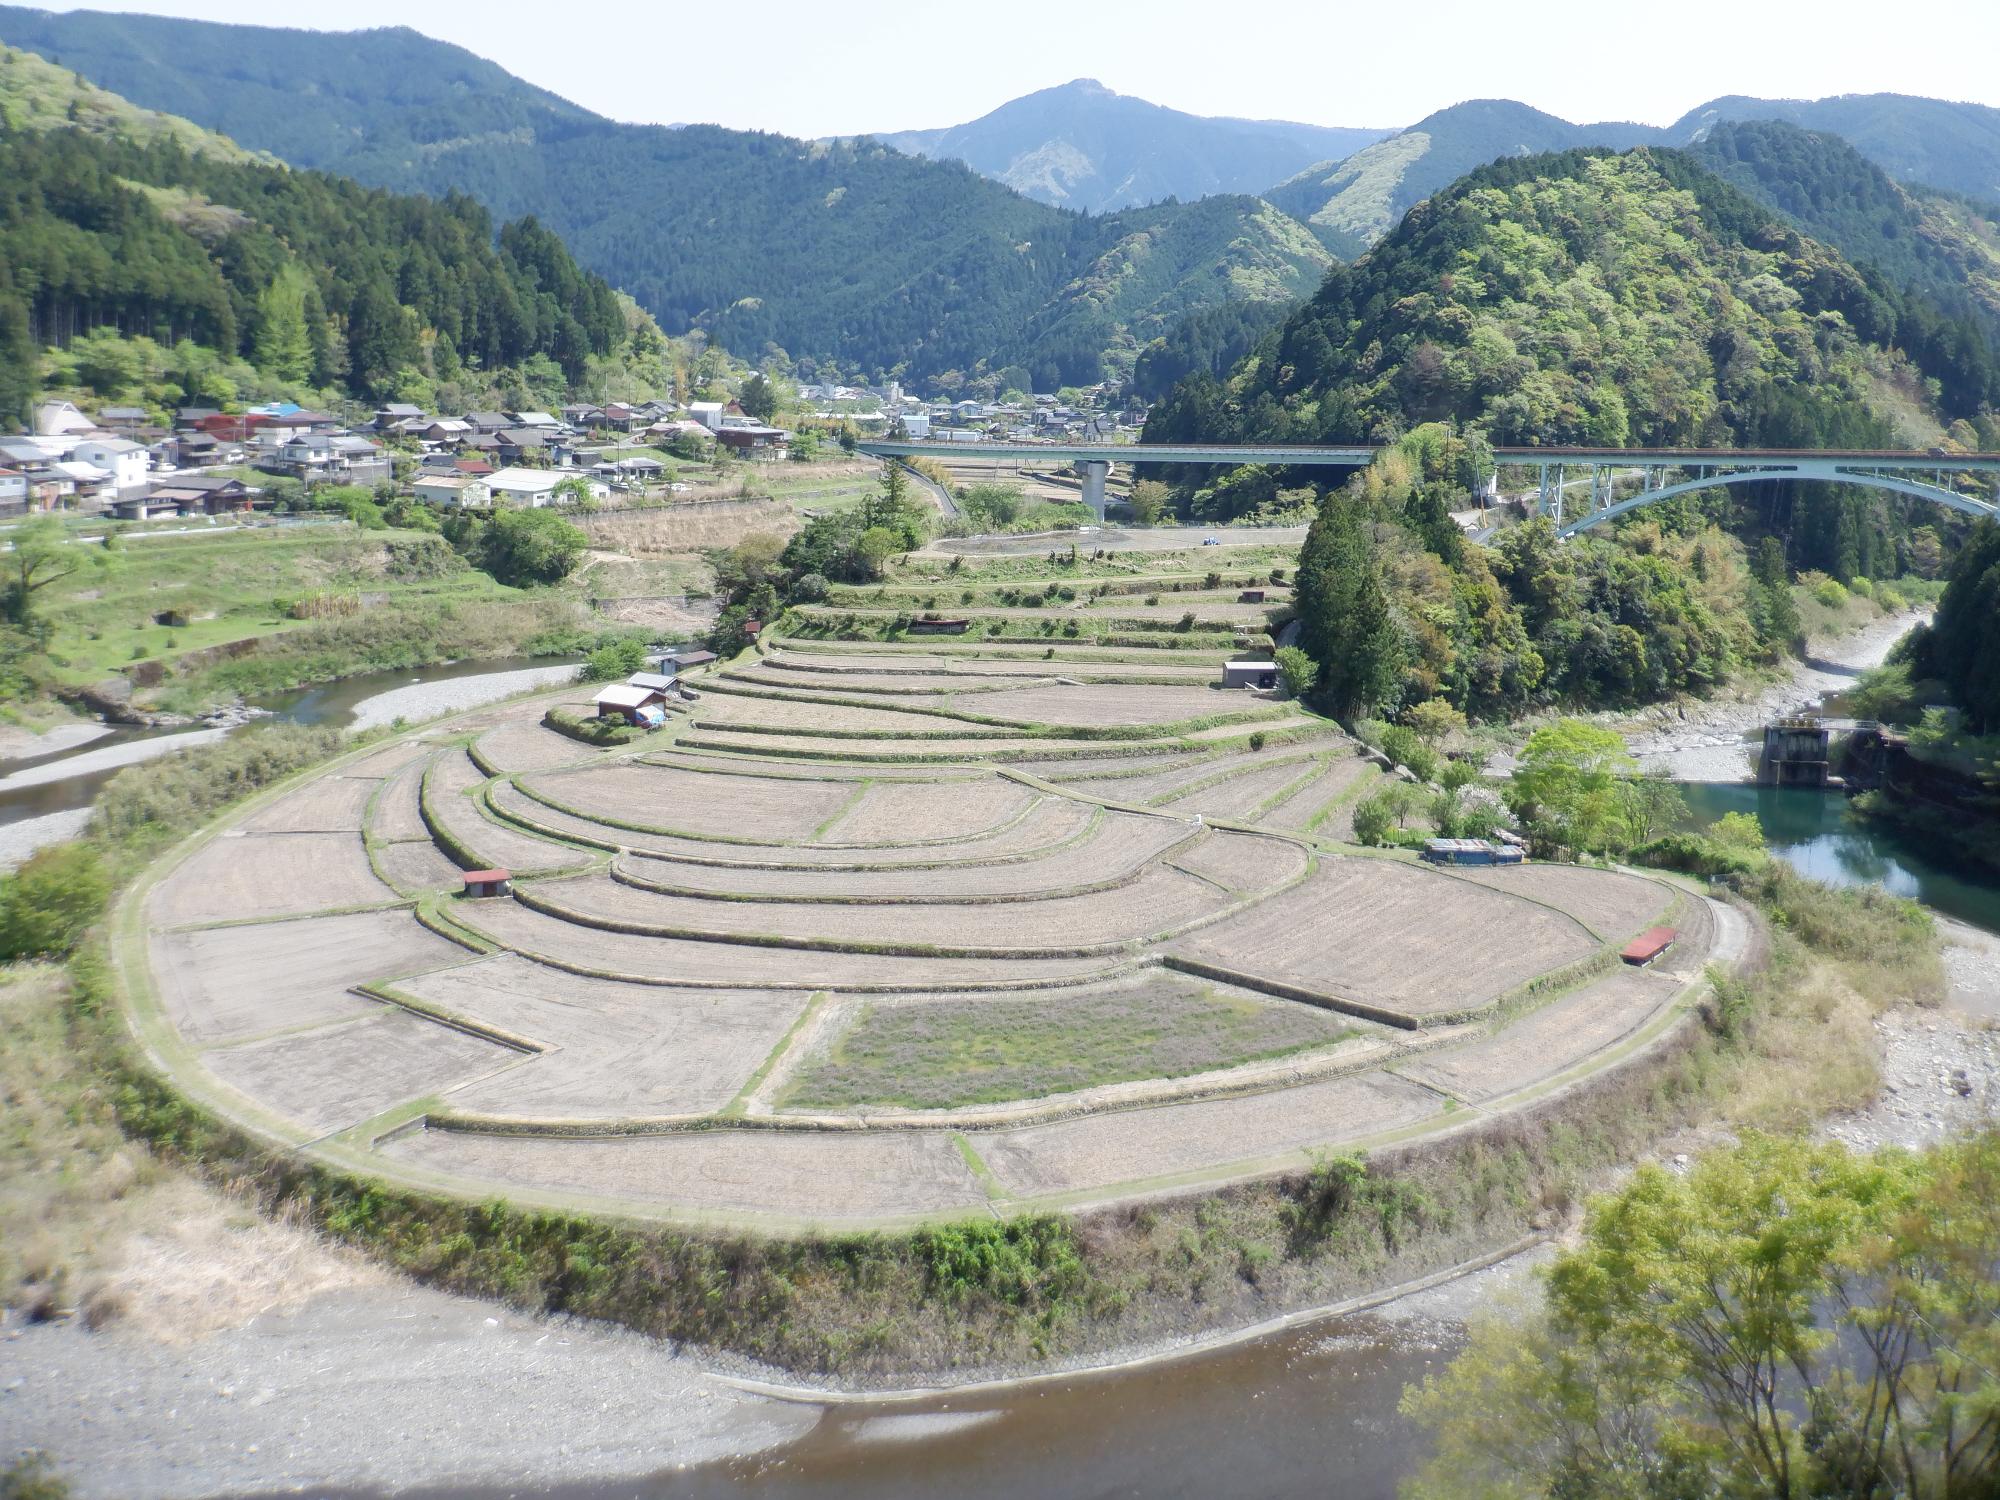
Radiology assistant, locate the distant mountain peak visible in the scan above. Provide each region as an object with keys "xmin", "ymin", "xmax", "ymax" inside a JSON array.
[{"xmin": 866, "ymin": 80, "xmax": 1389, "ymax": 213}]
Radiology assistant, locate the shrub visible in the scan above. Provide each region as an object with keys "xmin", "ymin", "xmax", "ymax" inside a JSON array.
[
  {"xmin": 789, "ymin": 572, "xmax": 830, "ymax": 604},
  {"xmin": 1350, "ymin": 791, "xmax": 1397, "ymax": 847},
  {"xmin": 913, "ymin": 1216, "xmax": 1083, "ymax": 1307},
  {"xmin": 479, "ymin": 508, "xmax": 587, "ymax": 586},
  {"xmin": 1800, "ymin": 570, "xmax": 1849, "ymax": 609},
  {"xmin": 1377, "ymin": 724, "xmax": 1439, "ymax": 783},
  {"xmin": 1274, "ymin": 645, "xmax": 1317, "ymax": 700},
  {"xmin": 1628, "ymin": 832, "xmax": 1765, "ymax": 878},
  {"xmin": 0, "ymin": 844, "xmax": 110, "ymax": 960},
  {"xmin": 93, "ymin": 724, "xmax": 345, "ymax": 850},
  {"xmin": 582, "ymin": 639, "xmax": 649, "ymax": 682},
  {"xmin": 545, "ymin": 705, "xmax": 644, "ymax": 746}
]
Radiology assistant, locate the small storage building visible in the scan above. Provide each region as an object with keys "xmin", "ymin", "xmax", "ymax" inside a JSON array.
[
  {"xmin": 593, "ymin": 682, "xmax": 667, "ymax": 727},
  {"xmin": 461, "ymin": 869, "xmax": 511, "ymax": 898},
  {"xmin": 1621, "ymin": 927, "xmax": 1678, "ymax": 966},
  {"xmin": 1221, "ymin": 659, "xmax": 1279, "ymax": 690},
  {"xmin": 627, "ymin": 670, "xmax": 677, "ymax": 696}
]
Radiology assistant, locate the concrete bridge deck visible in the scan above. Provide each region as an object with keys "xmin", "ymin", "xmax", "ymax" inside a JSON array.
[{"xmin": 860, "ymin": 441, "xmax": 2000, "ymax": 531}]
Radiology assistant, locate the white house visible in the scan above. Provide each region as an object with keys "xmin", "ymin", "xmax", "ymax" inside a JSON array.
[
  {"xmin": 0, "ymin": 468, "xmax": 26, "ymax": 510},
  {"xmin": 900, "ymin": 410, "xmax": 932, "ymax": 438},
  {"xmin": 507, "ymin": 411, "xmax": 561, "ymax": 430},
  {"xmin": 412, "ymin": 473, "xmax": 492, "ymax": 509},
  {"xmin": 70, "ymin": 437, "xmax": 151, "ymax": 496},
  {"xmin": 687, "ymin": 401, "xmax": 725, "ymax": 431},
  {"xmin": 483, "ymin": 467, "xmax": 562, "ymax": 507}
]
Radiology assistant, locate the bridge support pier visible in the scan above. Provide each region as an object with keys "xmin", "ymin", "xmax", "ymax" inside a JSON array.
[{"xmin": 1078, "ymin": 460, "xmax": 1110, "ymax": 519}]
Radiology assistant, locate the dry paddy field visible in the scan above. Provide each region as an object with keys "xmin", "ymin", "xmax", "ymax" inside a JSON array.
[{"xmin": 124, "ymin": 626, "xmax": 1723, "ymax": 1227}]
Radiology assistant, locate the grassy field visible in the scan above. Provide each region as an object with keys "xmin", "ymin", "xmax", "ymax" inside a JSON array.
[{"xmin": 780, "ymin": 983, "xmax": 1354, "ymax": 1111}]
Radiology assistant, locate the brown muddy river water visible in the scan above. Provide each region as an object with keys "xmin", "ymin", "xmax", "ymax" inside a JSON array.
[{"xmin": 329, "ymin": 1309, "xmax": 1459, "ymax": 1500}]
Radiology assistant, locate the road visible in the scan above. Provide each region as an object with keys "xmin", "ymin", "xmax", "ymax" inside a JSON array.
[{"xmin": 918, "ymin": 524, "xmax": 1307, "ymax": 557}]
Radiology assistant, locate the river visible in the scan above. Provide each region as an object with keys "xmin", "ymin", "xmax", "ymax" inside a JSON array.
[
  {"xmin": 0, "ymin": 657, "xmax": 580, "ymax": 866},
  {"xmin": 327, "ymin": 1292, "xmax": 1478, "ymax": 1500},
  {"xmin": 1675, "ymin": 781, "xmax": 2000, "ymax": 933}
]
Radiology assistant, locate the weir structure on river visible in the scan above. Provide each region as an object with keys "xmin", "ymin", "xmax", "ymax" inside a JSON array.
[{"xmin": 858, "ymin": 440, "xmax": 2000, "ymax": 534}]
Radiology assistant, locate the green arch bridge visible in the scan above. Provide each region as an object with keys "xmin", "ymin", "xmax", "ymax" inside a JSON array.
[{"xmin": 857, "ymin": 441, "xmax": 2000, "ymax": 536}]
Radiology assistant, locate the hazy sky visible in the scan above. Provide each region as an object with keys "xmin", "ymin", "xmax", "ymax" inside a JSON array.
[{"xmin": 23, "ymin": 0, "xmax": 2000, "ymax": 136}]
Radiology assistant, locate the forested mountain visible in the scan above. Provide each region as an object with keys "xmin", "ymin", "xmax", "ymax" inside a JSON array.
[
  {"xmin": 1130, "ymin": 299, "xmax": 1292, "ymax": 401},
  {"xmin": 1671, "ymin": 93, "xmax": 2000, "ymax": 204},
  {"xmin": 869, "ymin": 78, "xmax": 1388, "ymax": 213},
  {"xmin": 1267, "ymin": 94, "xmax": 2000, "ymax": 260},
  {"xmin": 0, "ymin": 48, "xmax": 632, "ymax": 422},
  {"xmin": 1264, "ymin": 101, "xmax": 1656, "ymax": 257},
  {"xmin": 1160, "ymin": 146, "xmax": 1997, "ymax": 453},
  {"xmin": 0, "ymin": 9, "xmax": 1331, "ymax": 387},
  {"xmin": 1686, "ymin": 119, "xmax": 2000, "ymax": 352}
]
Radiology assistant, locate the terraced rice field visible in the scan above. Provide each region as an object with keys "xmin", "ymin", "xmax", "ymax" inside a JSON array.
[{"xmin": 127, "ymin": 617, "xmax": 1724, "ymax": 1228}]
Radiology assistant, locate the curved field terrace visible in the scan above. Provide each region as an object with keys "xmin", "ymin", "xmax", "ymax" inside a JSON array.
[{"xmin": 122, "ymin": 631, "xmax": 1725, "ymax": 1230}]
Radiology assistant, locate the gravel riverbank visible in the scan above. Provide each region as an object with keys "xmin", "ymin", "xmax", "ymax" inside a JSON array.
[
  {"xmin": 0, "ymin": 1275, "xmax": 813, "ymax": 1499},
  {"xmin": 0, "ymin": 729, "xmax": 230, "ymax": 796},
  {"xmin": 344, "ymin": 662, "xmax": 582, "ymax": 732},
  {"xmin": 0, "ymin": 808, "xmax": 93, "ymax": 873},
  {"xmin": 1625, "ymin": 608, "xmax": 1930, "ymax": 782}
]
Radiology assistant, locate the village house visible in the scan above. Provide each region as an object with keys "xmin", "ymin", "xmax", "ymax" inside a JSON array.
[
  {"xmin": 32, "ymin": 400, "xmax": 96, "ymax": 438},
  {"xmin": 96, "ymin": 406, "xmax": 152, "ymax": 432},
  {"xmin": 483, "ymin": 467, "xmax": 562, "ymax": 507},
  {"xmin": 714, "ymin": 424, "xmax": 790, "ymax": 459},
  {"xmin": 686, "ymin": 400, "xmax": 726, "ymax": 431},
  {"xmin": 418, "ymin": 419, "xmax": 472, "ymax": 446},
  {"xmin": 110, "ymin": 491, "xmax": 187, "ymax": 521},
  {"xmin": 496, "ymin": 428, "xmax": 554, "ymax": 464},
  {"xmin": 373, "ymin": 403, "xmax": 429, "ymax": 429},
  {"xmin": 145, "ymin": 474, "xmax": 260, "ymax": 516},
  {"xmin": 462, "ymin": 411, "xmax": 511, "ymax": 435},
  {"xmin": 412, "ymin": 473, "xmax": 492, "ymax": 509},
  {"xmin": 0, "ymin": 467, "xmax": 26, "ymax": 515},
  {"xmin": 69, "ymin": 437, "xmax": 151, "ymax": 496},
  {"xmin": 507, "ymin": 411, "xmax": 561, "ymax": 430}
]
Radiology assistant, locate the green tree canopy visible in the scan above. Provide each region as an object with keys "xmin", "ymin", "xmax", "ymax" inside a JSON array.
[
  {"xmin": 478, "ymin": 508, "xmax": 586, "ymax": 587},
  {"xmin": 1403, "ymin": 1132, "xmax": 2000, "ymax": 1500}
]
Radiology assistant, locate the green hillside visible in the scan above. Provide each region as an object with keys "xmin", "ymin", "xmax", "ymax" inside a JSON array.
[
  {"xmin": 1264, "ymin": 100, "xmax": 1648, "ymax": 258},
  {"xmin": 0, "ymin": 9, "xmax": 1329, "ymax": 387},
  {"xmin": 0, "ymin": 43, "xmax": 262, "ymax": 162},
  {"xmin": 0, "ymin": 62, "xmax": 638, "ymax": 423},
  {"xmin": 1266, "ymin": 94, "xmax": 2000, "ymax": 262},
  {"xmin": 1687, "ymin": 119, "xmax": 2000, "ymax": 363},
  {"xmin": 1161, "ymin": 146, "xmax": 1997, "ymax": 452},
  {"xmin": 1673, "ymin": 93, "xmax": 2000, "ymax": 204}
]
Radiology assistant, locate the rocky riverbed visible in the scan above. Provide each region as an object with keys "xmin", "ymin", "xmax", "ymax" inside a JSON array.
[{"xmin": 1625, "ymin": 608, "xmax": 1930, "ymax": 782}]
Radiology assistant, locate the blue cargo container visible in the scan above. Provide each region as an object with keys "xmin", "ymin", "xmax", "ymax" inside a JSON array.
[{"xmin": 1420, "ymin": 839, "xmax": 1523, "ymax": 866}]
